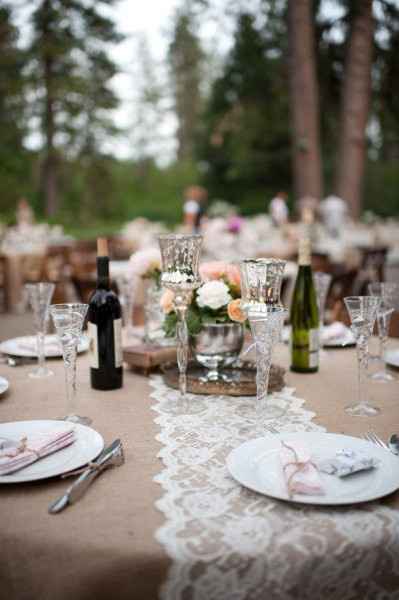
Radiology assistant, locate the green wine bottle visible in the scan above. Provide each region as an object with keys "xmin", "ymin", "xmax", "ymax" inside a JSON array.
[{"xmin": 290, "ymin": 238, "xmax": 319, "ymax": 373}]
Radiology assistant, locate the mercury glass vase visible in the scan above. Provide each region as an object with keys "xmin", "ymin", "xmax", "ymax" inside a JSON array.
[
  {"xmin": 158, "ymin": 234, "xmax": 202, "ymax": 401},
  {"xmin": 240, "ymin": 258, "xmax": 286, "ymax": 314}
]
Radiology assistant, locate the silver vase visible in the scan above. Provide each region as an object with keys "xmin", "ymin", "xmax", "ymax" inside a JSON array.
[{"xmin": 191, "ymin": 322, "xmax": 244, "ymax": 381}]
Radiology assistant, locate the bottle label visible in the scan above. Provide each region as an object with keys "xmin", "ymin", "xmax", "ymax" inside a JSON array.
[
  {"xmin": 114, "ymin": 318, "xmax": 122, "ymax": 368},
  {"xmin": 88, "ymin": 322, "xmax": 99, "ymax": 369},
  {"xmin": 309, "ymin": 328, "xmax": 319, "ymax": 352}
]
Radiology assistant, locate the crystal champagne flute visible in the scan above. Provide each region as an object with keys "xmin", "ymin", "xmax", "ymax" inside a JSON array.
[
  {"xmin": 313, "ymin": 272, "xmax": 332, "ymax": 351},
  {"xmin": 50, "ymin": 303, "xmax": 91, "ymax": 425},
  {"xmin": 25, "ymin": 282, "xmax": 55, "ymax": 378},
  {"xmin": 344, "ymin": 296, "xmax": 381, "ymax": 417},
  {"xmin": 368, "ymin": 282, "xmax": 399, "ymax": 382},
  {"xmin": 247, "ymin": 306, "xmax": 288, "ymax": 425}
]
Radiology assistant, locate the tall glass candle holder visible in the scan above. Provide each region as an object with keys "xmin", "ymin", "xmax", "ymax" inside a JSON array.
[{"xmin": 158, "ymin": 234, "xmax": 202, "ymax": 400}]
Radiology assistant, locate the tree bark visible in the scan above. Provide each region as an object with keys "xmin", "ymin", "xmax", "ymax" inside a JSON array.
[
  {"xmin": 335, "ymin": 1, "xmax": 374, "ymax": 219},
  {"xmin": 41, "ymin": 0, "xmax": 58, "ymax": 217},
  {"xmin": 287, "ymin": 0, "xmax": 323, "ymax": 205}
]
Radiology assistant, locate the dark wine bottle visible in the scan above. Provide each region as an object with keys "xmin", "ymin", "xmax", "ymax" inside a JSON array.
[
  {"xmin": 290, "ymin": 238, "xmax": 319, "ymax": 373},
  {"xmin": 88, "ymin": 238, "xmax": 123, "ymax": 390}
]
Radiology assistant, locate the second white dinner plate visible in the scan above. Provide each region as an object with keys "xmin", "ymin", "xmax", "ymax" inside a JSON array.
[
  {"xmin": 0, "ymin": 376, "xmax": 9, "ymax": 396},
  {"xmin": 0, "ymin": 420, "xmax": 104, "ymax": 483},
  {"xmin": 227, "ymin": 432, "xmax": 399, "ymax": 506},
  {"xmin": 0, "ymin": 335, "xmax": 89, "ymax": 358},
  {"xmin": 282, "ymin": 326, "xmax": 355, "ymax": 348},
  {"xmin": 385, "ymin": 349, "xmax": 399, "ymax": 369}
]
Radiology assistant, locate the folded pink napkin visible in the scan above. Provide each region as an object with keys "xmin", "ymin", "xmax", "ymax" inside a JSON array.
[
  {"xmin": 280, "ymin": 440, "xmax": 324, "ymax": 497},
  {"xmin": 0, "ymin": 428, "xmax": 75, "ymax": 475}
]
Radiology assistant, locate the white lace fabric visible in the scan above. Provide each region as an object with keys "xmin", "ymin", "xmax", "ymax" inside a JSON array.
[{"xmin": 150, "ymin": 376, "xmax": 399, "ymax": 600}]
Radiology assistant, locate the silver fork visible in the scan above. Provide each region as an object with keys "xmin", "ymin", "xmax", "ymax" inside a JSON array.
[{"xmin": 364, "ymin": 431, "xmax": 390, "ymax": 451}]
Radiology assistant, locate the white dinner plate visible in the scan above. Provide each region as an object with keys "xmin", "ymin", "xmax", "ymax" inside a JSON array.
[
  {"xmin": 385, "ymin": 349, "xmax": 399, "ymax": 369},
  {"xmin": 227, "ymin": 432, "xmax": 399, "ymax": 505},
  {"xmin": 281, "ymin": 326, "xmax": 355, "ymax": 348},
  {"xmin": 0, "ymin": 420, "xmax": 104, "ymax": 483},
  {"xmin": 0, "ymin": 376, "xmax": 9, "ymax": 395},
  {"xmin": 0, "ymin": 335, "xmax": 89, "ymax": 358}
]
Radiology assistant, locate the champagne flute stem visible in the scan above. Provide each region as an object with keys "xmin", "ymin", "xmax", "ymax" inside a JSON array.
[
  {"xmin": 37, "ymin": 330, "xmax": 46, "ymax": 372},
  {"xmin": 356, "ymin": 339, "xmax": 368, "ymax": 408},
  {"xmin": 63, "ymin": 342, "xmax": 78, "ymax": 415},
  {"xmin": 175, "ymin": 306, "xmax": 189, "ymax": 399}
]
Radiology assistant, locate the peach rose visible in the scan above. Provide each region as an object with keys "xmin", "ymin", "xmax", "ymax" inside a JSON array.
[
  {"xmin": 160, "ymin": 289, "xmax": 175, "ymax": 314},
  {"xmin": 225, "ymin": 264, "xmax": 241, "ymax": 288},
  {"xmin": 199, "ymin": 261, "xmax": 241, "ymax": 289},
  {"xmin": 199, "ymin": 261, "xmax": 226, "ymax": 281},
  {"xmin": 227, "ymin": 299, "xmax": 246, "ymax": 323}
]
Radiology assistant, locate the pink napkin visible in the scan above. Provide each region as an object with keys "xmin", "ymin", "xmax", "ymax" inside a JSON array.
[
  {"xmin": 0, "ymin": 428, "xmax": 75, "ymax": 475},
  {"xmin": 280, "ymin": 440, "xmax": 324, "ymax": 497}
]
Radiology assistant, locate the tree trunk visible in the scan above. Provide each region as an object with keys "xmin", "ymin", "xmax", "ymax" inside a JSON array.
[
  {"xmin": 335, "ymin": 1, "xmax": 374, "ymax": 219},
  {"xmin": 287, "ymin": 0, "xmax": 323, "ymax": 206},
  {"xmin": 41, "ymin": 0, "xmax": 58, "ymax": 217}
]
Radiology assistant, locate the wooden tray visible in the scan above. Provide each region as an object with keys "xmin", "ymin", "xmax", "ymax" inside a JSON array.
[
  {"xmin": 161, "ymin": 361, "xmax": 285, "ymax": 396},
  {"xmin": 123, "ymin": 343, "xmax": 176, "ymax": 374}
]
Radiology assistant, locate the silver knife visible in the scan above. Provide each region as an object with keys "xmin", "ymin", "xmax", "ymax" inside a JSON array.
[{"xmin": 48, "ymin": 439, "xmax": 124, "ymax": 514}]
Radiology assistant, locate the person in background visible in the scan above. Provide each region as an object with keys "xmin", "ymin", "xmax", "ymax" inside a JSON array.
[
  {"xmin": 269, "ymin": 191, "xmax": 289, "ymax": 227},
  {"xmin": 319, "ymin": 195, "xmax": 348, "ymax": 238},
  {"xmin": 183, "ymin": 185, "xmax": 208, "ymax": 232},
  {"xmin": 16, "ymin": 197, "xmax": 35, "ymax": 229}
]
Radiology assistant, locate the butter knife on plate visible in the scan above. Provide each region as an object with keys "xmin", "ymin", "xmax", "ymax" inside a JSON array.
[{"xmin": 48, "ymin": 439, "xmax": 124, "ymax": 514}]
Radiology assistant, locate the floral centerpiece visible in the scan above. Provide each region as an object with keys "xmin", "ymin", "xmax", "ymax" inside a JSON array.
[{"xmin": 161, "ymin": 261, "xmax": 246, "ymax": 337}]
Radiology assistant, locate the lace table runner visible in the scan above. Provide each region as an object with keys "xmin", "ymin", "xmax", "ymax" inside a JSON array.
[{"xmin": 150, "ymin": 376, "xmax": 399, "ymax": 600}]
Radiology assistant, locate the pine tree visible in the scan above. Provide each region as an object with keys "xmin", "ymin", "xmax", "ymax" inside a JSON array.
[
  {"xmin": 26, "ymin": 0, "xmax": 122, "ymax": 216},
  {"xmin": 169, "ymin": 8, "xmax": 204, "ymax": 162},
  {"xmin": 0, "ymin": 4, "xmax": 28, "ymax": 213}
]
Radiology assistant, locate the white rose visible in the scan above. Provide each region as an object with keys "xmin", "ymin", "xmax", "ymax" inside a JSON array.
[{"xmin": 196, "ymin": 281, "xmax": 232, "ymax": 310}]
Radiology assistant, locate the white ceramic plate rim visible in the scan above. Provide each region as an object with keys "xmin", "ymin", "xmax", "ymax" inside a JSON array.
[
  {"xmin": 0, "ymin": 335, "xmax": 89, "ymax": 358},
  {"xmin": 227, "ymin": 432, "xmax": 399, "ymax": 506},
  {"xmin": 0, "ymin": 376, "xmax": 9, "ymax": 395},
  {"xmin": 0, "ymin": 420, "xmax": 104, "ymax": 483},
  {"xmin": 385, "ymin": 349, "xmax": 399, "ymax": 368}
]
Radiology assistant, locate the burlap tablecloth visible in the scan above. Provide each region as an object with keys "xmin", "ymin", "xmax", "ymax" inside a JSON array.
[{"xmin": 0, "ymin": 314, "xmax": 398, "ymax": 600}]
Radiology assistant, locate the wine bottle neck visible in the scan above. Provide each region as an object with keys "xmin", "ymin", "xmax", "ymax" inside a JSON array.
[
  {"xmin": 97, "ymin": 256, "xmax": 110, "ymax": 288},
  {"xmin": 298, "ymin": 239, "xmax": 311, "ymax": 266}
]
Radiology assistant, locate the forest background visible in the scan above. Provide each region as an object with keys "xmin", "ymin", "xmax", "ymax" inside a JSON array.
[{"xmin": 1, "ymin": 0, "xmax": 398, "ymax": 237}]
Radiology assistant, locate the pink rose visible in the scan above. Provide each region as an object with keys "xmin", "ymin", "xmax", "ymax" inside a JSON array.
[{"xmin": 160, "ymin": 289, "xmax": 175, "ymax": 314}]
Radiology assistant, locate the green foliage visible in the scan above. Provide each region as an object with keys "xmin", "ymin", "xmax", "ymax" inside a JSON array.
[{"xmin": 198, "ymin": 12, "xmax": 291, "ymax": 207}]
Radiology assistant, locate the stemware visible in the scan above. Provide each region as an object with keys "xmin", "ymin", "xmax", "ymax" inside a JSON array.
[
  {"xmin": 247, "ymin": 306, "xmax": 288, "ymax": 424},
  {"xmin": 158, "ymin": 234, "xmax": 202, "ymax": 400},
  {"xmin": 368, "ymin": 282, "xmax": 399, "ymax": 382},
  {"xmin": 116, "ymin": 275, "xmax": 135, "ymax": 343},
  {"xmin": 25, "ymin": 282, "xmax": 55, "ymax": 378},
  {"xmin": 344, "ymin": 296, "xmax": 381, "ymax": 417},
  {"xmin": 313, "ymin": 272, "xmax": 332, "ymax": 350},
  {"xmin": 240, "ymin": 258, "xmax": 286, "ymax": 313},
  {"xmin": 50, "ymin": 303, "xmax": 91, "ymax": 425}
]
